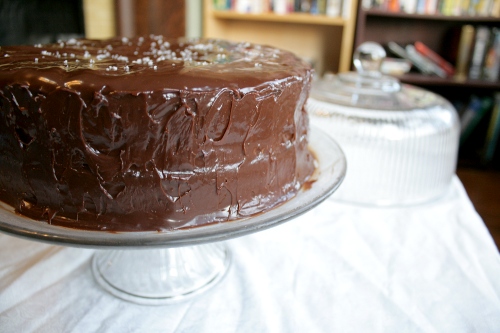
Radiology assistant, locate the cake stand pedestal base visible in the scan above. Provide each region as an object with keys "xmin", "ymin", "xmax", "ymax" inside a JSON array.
[{"xmin": 91, "ymin": 242, "xmax": 231, "ymax": 305}]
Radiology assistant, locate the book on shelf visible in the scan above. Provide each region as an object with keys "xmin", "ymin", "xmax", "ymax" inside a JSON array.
[
  {"xmin": 415, "ymin": 0, "xmax": 426, "ymax": 13},
  {"xmin": 273, "ymin": 0, "xmax": 290, "ymax": 13},
  {"xmin": 425, "ymin": 0, "xmax": 438, "ymax": 14},
  {"xmin": 212, "ymin": 0, "xmax": 345, "ymax": 16},
  {"xmin": 310, "ymin": 0, "xmax": 318, "ymax": 13},
  {"xmin": 455, "ymin": 24, "xmax": 476, "ymax": 80},
  {"xmin": 387, "ymin": 42, "xmax": 450, "ymax": 77},
  {"xmin": 440, "ymin": 0, "xmax": 458, "ymax": 15},
  {"xmin": 316, "ymin": 0, "xmax": 329, "ymax": 14},
  {"xmin": 364, "ymin": 0, "xmax": 500, "ymax": 16},
  {"xmin": 457, "ymin": 26, "xmax": 500, "ymax": 82},
  {"xmin": 214, "ymin": 0, "xmax": 232, "ymax": 10},
  {"xmin": 387, "ymin": 42, "xmax": 430, "ymax": 73},
  {"xmin": 472, "ymin": 0, "xmax": 498, "ymax": 15},
  {"xmin": 468, "ymin": 26, "xmax": 491, "ymax": 80},
  {"xmin": 295, "ymin": 0, "xmax": 310, "ymax": 12},
  {"xmin": 482, "ymin": 92, "xmax": 500, "ymax": 164},
  {"xmin": 388, "ymin": 0, "xmax": 400, "ymax": 11},
  {"xmin": 235, "ymin": 0, "xmax": 252, "ymax": 13},
  {"xmin": 327, "ymin": 0, "xmax": 342, "ymax": 15},
  {"xmin": 414, "ymin": 41, "xmax": 456, "ymax": 76},
  {"xmin": 341, "ymin": 0, "xmax": 352, "ymax": 17},
  {"xmin": 457, "ymin": 25, "xmax": 500, "ymax": 81},
  {"xmin": 401, "ymin": 0, "xmax": 417, "ymax": 12},
  {"xmin": 483, "ymin": 27, "xmax": 500, "ymax": 81},
  {"xmin": 405, "ymin": 44, "xmax": 448, "ymax": 77},
  {"xmin": 460, "ymin": 95, "xmax": 494, "ymax": 145},
  {"xmin": 494, "ymin": 0, "xmax": 500, "ymax": 16}
]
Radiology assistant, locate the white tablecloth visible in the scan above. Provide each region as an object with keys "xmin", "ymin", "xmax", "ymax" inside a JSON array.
[{"xmin": 1, "ymin": 176, "xmax": 499, "ymax": 333}]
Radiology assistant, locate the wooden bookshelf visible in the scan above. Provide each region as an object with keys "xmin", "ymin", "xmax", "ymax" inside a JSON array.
[{"xmin": 203, "ymin": 0, "xmax": 359, "ymax": 74}]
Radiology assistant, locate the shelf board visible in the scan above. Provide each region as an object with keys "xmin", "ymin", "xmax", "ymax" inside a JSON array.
[
  {"xmin": 397, "ymin": 73, "xmax": 500, "ymax": 89},
  {"xmin": 212, "ymin": 10, "xmax": 346, "ymax": 26},
  {"xmin": 363, "ymin": 9, "xmax": 500, "ymax": 22}
]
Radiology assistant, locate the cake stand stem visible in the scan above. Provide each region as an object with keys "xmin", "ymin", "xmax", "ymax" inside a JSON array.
[{"xmin": 91, "ymin": 242, "xmax": 231, "ymax": 305}]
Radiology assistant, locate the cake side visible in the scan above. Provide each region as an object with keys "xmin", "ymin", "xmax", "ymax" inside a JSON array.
[{"xmin": 0, "ymin": 37, "xmax": 314, "ymax": 231}]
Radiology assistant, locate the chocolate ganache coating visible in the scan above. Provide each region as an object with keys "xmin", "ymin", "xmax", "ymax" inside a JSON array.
[{"xmin": 0, "ymin": 36, "xmax": 314, "ymax": 231}]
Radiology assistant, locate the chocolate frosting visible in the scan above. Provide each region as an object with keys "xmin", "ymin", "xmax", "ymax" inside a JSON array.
[{"xmin": 0, "ymin": 36, "xmax": 314, "ymax": 231}]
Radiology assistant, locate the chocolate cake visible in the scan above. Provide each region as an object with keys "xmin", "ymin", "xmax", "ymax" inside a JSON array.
[{"xmin": 0, "ymin": 36, "xmax": 314, "ymax": 231}]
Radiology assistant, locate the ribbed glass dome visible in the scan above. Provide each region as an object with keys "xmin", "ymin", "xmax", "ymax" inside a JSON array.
[{"xmin": 307, "ymin": 42, "xmax": 460, "ymax": 206}]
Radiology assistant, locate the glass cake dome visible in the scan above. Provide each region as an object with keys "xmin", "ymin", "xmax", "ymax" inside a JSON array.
[{"xmin": 307, "ymin": 42, "xmax": 460, "ymax": 206}]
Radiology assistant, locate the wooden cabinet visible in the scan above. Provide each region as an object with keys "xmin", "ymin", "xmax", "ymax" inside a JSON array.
[
  {"xmin": 354, "ymin": 7, "xmax": 500, "ymax": 168},
  {"xmin": 202, "ymin": 0, "xmax": 359, "ymax": 74},
  {"xmin": 354, "ymin": 8, "xmax": 500, "ymax": 95}
]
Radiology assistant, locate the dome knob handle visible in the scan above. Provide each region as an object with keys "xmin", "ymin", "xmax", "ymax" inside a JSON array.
[{"xmin": 353, "ymin": 42, "xmax": 386, "ymax": 77}]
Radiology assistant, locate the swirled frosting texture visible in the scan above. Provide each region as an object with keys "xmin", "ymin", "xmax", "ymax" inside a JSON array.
[{"xmin": 0, "ymin": 36, "xmax": 314, "ymax": 231}]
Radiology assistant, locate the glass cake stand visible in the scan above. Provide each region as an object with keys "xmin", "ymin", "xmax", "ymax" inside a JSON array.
[{"xmin": 0, "ymin": 127, "xmax": 346, "ymax": 305}]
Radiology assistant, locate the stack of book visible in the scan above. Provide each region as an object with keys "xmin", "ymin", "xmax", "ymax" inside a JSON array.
[
  {"xmin": 213, "ymin": 0, "xmax": 350, "ymax": 17},
  {"xmin": 363, "ymin": 0, "xmax": 500, "ymax": 16},
  {"xmin": 387, "ymin": 41, "xmax": 455, "ymax": 78}
]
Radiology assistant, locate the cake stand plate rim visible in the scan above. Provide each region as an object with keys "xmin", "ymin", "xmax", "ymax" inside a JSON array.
[{"xmin": 0, "ymin": 126, "xmax": 346, "ymax": 249}]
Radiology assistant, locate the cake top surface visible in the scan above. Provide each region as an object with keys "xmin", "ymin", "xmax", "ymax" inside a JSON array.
[{"xmin": 0, "ymin": 36, "xmax": 310, "ymax": 91}]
